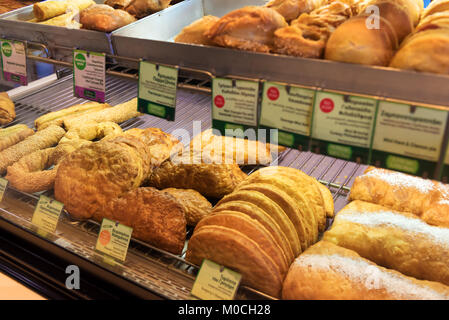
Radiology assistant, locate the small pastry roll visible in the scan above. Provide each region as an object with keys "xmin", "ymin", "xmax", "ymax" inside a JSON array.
[
  {"xmin": 0, "ymin": 92, "xmax": 15, "ymax": 125},
  {"xmin": 33, "ymin": 0, "xmax": 94, "ymax": 21}
]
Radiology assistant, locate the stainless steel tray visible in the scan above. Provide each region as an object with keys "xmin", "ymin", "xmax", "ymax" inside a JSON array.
[
  {"xmin": 0, "ymin": 0, "xmax": 185, "ymax": 58},
  {"xmin": 112, "ymin": 0, "xmax": 449, "ymax": 108}
]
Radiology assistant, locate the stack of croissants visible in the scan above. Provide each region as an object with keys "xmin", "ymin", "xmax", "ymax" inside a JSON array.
[
  {"xmin": 175, "ymin": 0, "xmax": 449, "ymax": 75},
  {"xmin": 1, "ymin": 94, "xmax": 449, "ymax": 300},
  {"xmin": 27, "ymin": 0, "xmax": 173, "ymax": 32}
]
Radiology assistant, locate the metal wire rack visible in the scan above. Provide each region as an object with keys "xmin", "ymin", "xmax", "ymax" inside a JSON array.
[{"xmin": 0, "ymin": 74, "xmax": 367, "ymax": 300}]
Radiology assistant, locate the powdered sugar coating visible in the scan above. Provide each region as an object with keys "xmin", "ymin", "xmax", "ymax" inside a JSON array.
[
  {"xmin": 295, "ymin": 254, "xmax": 448, "ymax": 299},
  {"xmin": 339, "ymin": 210, "xmax": 449, "ymax": 247},
  {"xmin": 364, "ymin": 170, "xmax": 435, "ymax": 194}
]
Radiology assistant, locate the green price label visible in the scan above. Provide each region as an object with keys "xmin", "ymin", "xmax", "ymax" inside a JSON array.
[
  {"xmin": 1, "ymin": 42, "xmax": 12, "ymax": 57},
  {"xmin": 74, "ymin": 53, "xmax": 86, "ymax": 70}
]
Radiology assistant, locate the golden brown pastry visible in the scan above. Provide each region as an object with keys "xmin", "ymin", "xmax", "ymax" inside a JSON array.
[
  {"xmin": 265, "ymin": 0, "xmax": 328, "ymax": 21},
  {"xmin": 54, "ymin": 135, "xmax": 151, "ymax": 220},
  {"xmin": 147, "ymin": 153, "xmax": 247, "ymax": 198},
  {"xmin": 205, "ymin": 6, "xmax": 288, "ymax": 53},
  {"xmin": 104, "ymin": 0, "xmax": 133, "ymax": 10},
  {"xmin": 124, "ymin": 0, "xmax": 171, "ymax": 18},
  {"xmin": 105, "ymin": 187, "xmax": 186, "ymax": 254},
  {"xmin": 80, "ymin": 4, "xmax": 137, "ymax": 32},
  {"xmin": 34, "ymin": 102, "xmax": 110, "ymax": 131},
  {"xmin": 215, "ymin": 187, "xmax": 301, "ymax": 259},
  {"xmin": 162, "ymin": 188, "xmax": 212, "ymax": 226},
  {"xmin": 0, "ymin": 125, "xmax": 65, "ymax": 175},
  {"xmin": 323, "ymin": 200, "xmax": 449, "ymax": 286},
  {"xmin": 174, "ymin": 16, "xmax": 219, "ymax": 46},
  {"xmin": 33, "ymin": 0, "xmax": 94, "ymax": 21},
  {"xmin": 123, "ymin": 127, "xmax": 183, "ymax": 167},
  {"xmin": 186, "ymin": 225, "xmax": 284, "ymax": 298},
  {"xmin": 273, "ymin": 1, "xmax": 353, "ymax": 58},
  {"xmin": 0, "ymin": 125, "xmax": 34, "ymax": 152},
  {"xmin": 325, "ymin": 15, "xmax": 398, "ymax": 66},
  {"xmin": 415, "ymin": 11, "xmax": 449, "ymax": 32},
  {"xmin": 189, "ymin": 129, "xmax": 285, "ymax": 165},
  {"xmin": 421, "ymin": 0, "xmax": 449, "ymax": 20},
  {"xmin": 59, "ymin": 121, "xmax": 123, "ymax": 145},
  {"xmin": 389, "ymin": 28, "xmax": 449, "ymax": 74},
  {"xmin": 64, "ymin": 98, "xmax": 141, "ymax": 130},
  {"xmin": 317, "ymin": 182, "xmax": 334, "ymax": 218},
  {"xmin": 195, "ymin": 210, "xmax": 289, "ymax": 277},
  {"xmin": 283, "ymin": 241, "xmax": 449, "ymax": 300},
  {"xmin": 0, "ymin": 92, "xmax": 15, "ymax": 125},
  {"xmin": 349, "ymin": 166, "xmax": 449, "ymax": 227}
]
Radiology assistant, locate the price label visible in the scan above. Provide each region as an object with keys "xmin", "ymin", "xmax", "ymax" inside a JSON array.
[
  {"xmin": 260, "ymin": 81, "xmax": 314, "ymax": 149},
  {"xmin": 138, "ymin": 61, "xmax": 178, "ymax": 121},
  {"xmin": 0, "ymin": 39, "xmax": 27, "ymax": 85},
  {"xmin": 212, "ymin": 77, "xmax": 259, "ymax": 135},
  {"xmin": 31, "ymin": 195, "xmax": 64, "ymax": 234},
  {"xmin": 371, "ymin": 101, "xmax": 447, "ymax": 176},
  {"xmin": 311, "ymin": 91, "xmax": 378, "ymax": 162},
  {"xmin": 191, "ymin": 259, "xmax": 241, "ymax": 300},
  {"xmin": 73, "ymin": 49, "xmax": 105, "ymax": 102},
  {"xmin": 0, "ymin": 177, "xmax": 7, "ymax": 202},
  {"xmin": 95, "ymin": 218, "xmax": 132, "ymax": 262}
]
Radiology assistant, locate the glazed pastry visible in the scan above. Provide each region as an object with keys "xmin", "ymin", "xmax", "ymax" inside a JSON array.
[
  {"xmin": 54, "ymin": 135, "xmax": 151, "ymax": 220},
  {"xmin": 186, "ymin": 225, "xmax": 284, "ymax": 298},
  {"xmin": 125, "ymin": 0, "xmax": 171, "ymax": 18},
  {"xmin": 34, "ymin": 101, "xmax": 110, "ymax": 131},
  {"xmin": 162, "ymin": 188, "xmax": 212, "ymax": 226},
  {"xmin": 323, "ymin": 200, "xmax": 449, "ymax": 286},
  {"xmin": 33, "ymin": 0, "xmax": 94, "ymax": 21},
  {"xmin": 105, "ymin": 187, "xmax": 186, "ymax": 254},
  {"xmin": 0, "ymin": 125, "xmax": 34, "ymax": 152},
  {"xmin": 265, "ymin": 0, "xmax": 328, "ymax": 21},
  {"xmin": 283, "ymin": 241, "xmax": 449, "ymax": 300},
  {"xmin": 189, "ymin": 129, "xmax": 285, "ymax": 165},
  {"xmin": 174, "ymin": 16, "xmax": 219, "ymax": 46},
  {"xmin": 64, "ymin": 98, "xmax": 141, "ymax": 130},
  {"xmin": 0, "ymin": 125, "xmax": 65, "ymax": 175},
  {"xmin": 147, "ymin": 153, "xmax": 247, "ymax": 198},
  {"xmin": 80, "ymin": 4, "xmax": 137, "ymax": 32},
  {"xmin": 349, "ymin": 167, "xmax": 449, "ymax": 227},
  {"xmin": 0, "ymin": 92, "xmax": 15, "ymax": 125},
  {"xmin": 205, "ymin": 6, "xmax": 288, "ymax": 53}
]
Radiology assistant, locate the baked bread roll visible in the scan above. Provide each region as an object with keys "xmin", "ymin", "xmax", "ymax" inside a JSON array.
[
  {"xmin": 80, "ymin": 4, "xmax": 137, "ymax": 32},
  {"xmin": 104, "ymin": 0, "xmax": 133, "ymax": 10},
  {"xmin": 54, "ymin": 135, "xmax": 151, "ymax": 220},
  {"xmin": 189, "ymin": 129, "xmax": 285, "ymax": 165},
  {"xmin": 421, "ymin": 0, "xmax": 449, "ymax": 20},
  {"xmin": 205, "ymin": 6, "xmax": 288, "ymax": 53},
  {"xmin": 389, "ymin": 28, "xmax": 449, "ymax": 74},
  {"xmin": 174, "ymin": 16, "xmax": 219, "ymax": 46},
  {"xmin": 33, "ymin": 0, "xmax": 94, "ymax": 21},
  {"xmin": 265, "ymin": 0, "xmax": 328, "ymax": 21},
  {"xmin": 0, "ymin": 92, "xmax": 15, "ymax": 125},
  {"xmin": 349, "ymin": 167, "xmax": 449, "ymax": 228},
  {"xmin": 34, "ymin": 101, "xmax": 110, "ymax": 131},
  {"xmin": 0, "ymin": 125, "xmax": 65, "ymax": 175},
  {"xmin": 105, "ymin": 187, "xmax": 186, "ymax": 254},
  {"xmin": 0, "ymin": 125, "xmax": 34, "ymax": 152},
  {"xmin": 415, "ymin": 11, "xmax": 449, "ymax": 32},
  {"xmin": 162, "ymin": 188, "xmax": 212, "ymax": 226},
  {"xmin": 283, "ymin": 241, "xmax": 449, "ymax": 300},
  {"xmin": 325, "ymin": 14, "xmax": 398, "ymax": 66},
  {"xmin": 147, "ymin": 153, "xmax": 247, "ymax": 198},
  {"xmin": 186, "ymin": 225, "xmax": 284, "ymax": 298},
  {"xmin": 323, "ymin": 200, "xmax": 449, "ymax": 286},
  {"xmin": 124, "ymin": 0, "xmax": 171, "ymax": 18}
]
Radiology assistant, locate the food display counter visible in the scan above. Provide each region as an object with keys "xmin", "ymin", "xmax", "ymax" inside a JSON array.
[{"xmin": 0, "ymin": 0, "xmax": 448, "ymax": 301}]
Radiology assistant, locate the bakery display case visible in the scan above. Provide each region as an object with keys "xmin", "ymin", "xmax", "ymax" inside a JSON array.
[{"xmin": 0, "ymin": 0, "xmax": 448, "ymax": 301}]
